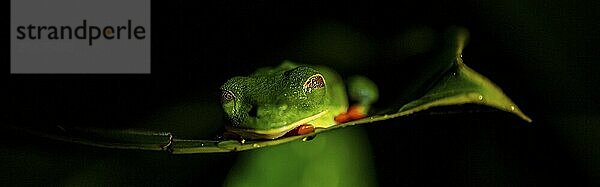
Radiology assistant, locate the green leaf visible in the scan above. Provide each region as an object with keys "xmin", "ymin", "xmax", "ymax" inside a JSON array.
[
  {"xmin": 9, "ymin": 27, "xmax": 531, "ymax": 154},
  {"xmin": 223, "ymin": 127, "xmax": 377, "ymax": 187}
]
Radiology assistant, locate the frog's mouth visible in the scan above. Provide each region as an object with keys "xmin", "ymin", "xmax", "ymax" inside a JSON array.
[{"xmin": 226, "ymin": 110, "xmax": 328, "ymax": 139}]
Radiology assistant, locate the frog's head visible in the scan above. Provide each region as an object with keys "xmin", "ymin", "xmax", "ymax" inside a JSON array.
[{"xmin": 220, "ymin": 66, "xmax": 329, "ymax": 138}]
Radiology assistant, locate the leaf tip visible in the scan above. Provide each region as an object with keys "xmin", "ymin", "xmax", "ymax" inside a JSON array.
[{"xmin": 507, "ymin": 104, "xmax": 533, "ymax": 123}]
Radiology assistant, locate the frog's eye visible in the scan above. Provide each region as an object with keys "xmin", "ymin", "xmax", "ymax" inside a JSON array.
[
  {"xmin": 303, "ymin": 74, "xmax": 325, "ymax": 92},
  {"xmin": 221, "ymin": 90, "xmax": 236, "ymax": 103}
]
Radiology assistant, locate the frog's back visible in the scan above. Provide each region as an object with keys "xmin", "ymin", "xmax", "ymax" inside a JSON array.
[
  {"xmin": 251, "ymin": 60, "xmax": 349, "ymax": 128},
  {"xmin": 251, "ymin": 61, "xmax": 299, "ymax": 76}
]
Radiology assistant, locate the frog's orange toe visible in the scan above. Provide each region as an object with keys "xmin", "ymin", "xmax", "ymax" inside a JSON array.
[
  {"xmin": 347, "ymin": 105, "xmax": 367, "ymax": 120},
  {"xmin": 335, "ymin": 105, "xmax": 367, "ymax": 124},
  {"xmin": 296, "ymin": 124, "xmax": 315, "ymax": 135},
  {"xmin": 335, "ymin": 113, "xmax": 351, "ymax": 123},
  {"xmin": 285, "ymin": 124, "xmax": 315, "ymax": 136}
]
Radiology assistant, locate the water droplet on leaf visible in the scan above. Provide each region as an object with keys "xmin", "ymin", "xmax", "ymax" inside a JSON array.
[{"xmin": 302, "ymin": 135, "xmax": 316, "ymax": 142}]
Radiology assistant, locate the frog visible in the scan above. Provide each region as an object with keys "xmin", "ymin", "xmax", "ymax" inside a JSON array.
[{"xmin": 220, "ymin": 60, "xmax": 378, "ymax": 139}]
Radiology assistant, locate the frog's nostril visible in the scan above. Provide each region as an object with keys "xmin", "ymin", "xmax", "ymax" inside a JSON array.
[{"xmin": 248, "ymin": 105, "xmax": 258, "ymax": 117}]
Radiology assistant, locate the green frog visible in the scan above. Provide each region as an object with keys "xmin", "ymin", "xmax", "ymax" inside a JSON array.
[{"xmin": 220, "ymin": 61, "xmax": 378, "ymax": 139}]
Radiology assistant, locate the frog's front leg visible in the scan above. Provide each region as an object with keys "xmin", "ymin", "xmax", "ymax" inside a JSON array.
[
  {"xmin": 335, "ymin": 105, "xmax": 368, "ymax": 123},
  {"xmin": 335, "ymin": 75, "xmax": 379, "ymax": 123}
]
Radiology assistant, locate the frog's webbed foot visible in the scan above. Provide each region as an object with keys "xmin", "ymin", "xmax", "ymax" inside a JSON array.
[
  {"xmin": 337, "ymin": 75, "xmax": 378, "ymax": 124},
  {"xmin": 334, "ymin": 105, "xmax": 367, "ymax": 123},
  {"xmin": 284, "ymin": 124, "xmax": 315, "ymax": 137}
]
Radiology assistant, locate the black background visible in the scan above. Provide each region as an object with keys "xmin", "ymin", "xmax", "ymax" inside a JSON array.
[{"xmin": 5, "ymin": 0, "xmax": 600, "ymax": 186}]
